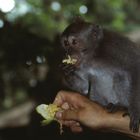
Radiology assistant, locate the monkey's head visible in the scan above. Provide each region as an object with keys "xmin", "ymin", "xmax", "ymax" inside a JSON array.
[{"xmin": 61, "ymin": 19, "xmax": 103, "ymax": 60}]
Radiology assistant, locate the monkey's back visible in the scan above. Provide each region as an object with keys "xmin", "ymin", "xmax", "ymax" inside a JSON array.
[{"xmin": 99, "ymin": 29, "xmax": 140, "ymax": 67}]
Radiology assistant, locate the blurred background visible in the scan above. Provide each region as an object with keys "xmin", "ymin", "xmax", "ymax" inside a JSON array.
[{"xmin": 0, "ymin": 0, "xmax": 140, "ymax": 140}]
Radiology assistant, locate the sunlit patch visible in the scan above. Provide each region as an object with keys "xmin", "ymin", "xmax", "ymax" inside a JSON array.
[
  {"xmin": 0, "ymin": 0, "xmax": 15, "ymax": 13},
  {"xmin": 16, "ymin": 3, "xmax": 30, "ymax": 15},
  {"xmin": 6, "ymin": 0, "xmax": 33, "ymax": 22},
  {"xmin": 29, "ymin": 79, "xmax": 37, "ymax": 87},
  {"xmin": 26, "ymin": 60, "xmax": 32, "ymax": 66},
  {"xmin": 36, "ymin": 56, "xmax": 46, "ymax": 64},
  {"xmin": 79, "ymin": 5, "xmax": 88, "ymax": 14},
  {"xmin": 51, "ymin": 1, "xmax": 61, "ymax": 11},
  {"xmin": 36, "ymin": 56, "xmax": 42, "ymax": 64},
  {"xmin": 0, "ymin": 19, "xmax": 4, "ymax": 28}
]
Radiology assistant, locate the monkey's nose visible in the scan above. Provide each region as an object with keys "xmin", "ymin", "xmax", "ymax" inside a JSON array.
[{"xmin": 65, "ymin": 47, "xmax": 72, "ymax": 55}]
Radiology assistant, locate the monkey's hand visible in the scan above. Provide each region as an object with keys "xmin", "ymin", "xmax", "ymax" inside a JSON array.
[
  {"xmin": 60, "ymin": 55, "xmax": 78, "ymax": 75},
  {"xmin": 59, "ymin": 63, "xmax": 76, "ymax": 75}
]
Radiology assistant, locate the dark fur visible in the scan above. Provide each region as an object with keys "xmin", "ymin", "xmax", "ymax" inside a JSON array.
[{"xmin": 60, "ymin": 19, "xmax": 140, "ymax": 132}]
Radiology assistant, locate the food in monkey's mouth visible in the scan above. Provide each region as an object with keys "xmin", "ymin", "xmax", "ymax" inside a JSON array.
[
  {"xmin": 36, "ymin": 104, "xmax": 63, "ymax": 134},
  {"xmin": 62, "ymin": 55, "xmax": 77, "ymax": 65}
]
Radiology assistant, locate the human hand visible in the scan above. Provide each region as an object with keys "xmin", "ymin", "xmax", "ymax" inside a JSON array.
[{"xmin": 53, "ymin": 90, "xmax": 109, "ymax": 133}]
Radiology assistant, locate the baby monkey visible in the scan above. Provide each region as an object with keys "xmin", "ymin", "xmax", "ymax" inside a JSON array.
[{"xmin": 60, "ymin": 19, "xmax": 140, "ymax": 133}]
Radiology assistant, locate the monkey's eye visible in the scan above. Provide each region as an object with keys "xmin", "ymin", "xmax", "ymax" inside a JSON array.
[
  {"xmin": 72, "ymin": 39, "xmax": 77, "ymax": 45},
  {"xmin": 64, "ymin": 40, "xmax": 69, "ymax": 46}
]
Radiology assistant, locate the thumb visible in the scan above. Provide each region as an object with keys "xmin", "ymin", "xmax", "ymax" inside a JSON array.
[{"xmin": 56, "ymin": 110, "xmax": 79, "ymax": 121}]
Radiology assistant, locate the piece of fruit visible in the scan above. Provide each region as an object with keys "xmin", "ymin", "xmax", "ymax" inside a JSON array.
[
  {"xmin": 36, "ymin": 104, "xmax": 60, "ymax": 125},
  {"xmin": 36, "ymin": 104, "xmax": 63, "ymax": 134},
  {"xmin": 62, "ymin": 55, "xmax": 77, "ymax": 65}
]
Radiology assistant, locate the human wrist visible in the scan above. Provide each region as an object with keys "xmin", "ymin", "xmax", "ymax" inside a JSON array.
[
  {"xmin": 97, "ymin": 109, "xmax": 114, "ymax": 129},
  {"xmin": 101, "ymin": 111, "xmax": 129, "ymax": 131}
]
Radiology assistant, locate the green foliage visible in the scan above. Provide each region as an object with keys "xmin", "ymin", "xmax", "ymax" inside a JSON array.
[{"xmin": 4, "ymin": 0, "xmax": 140, "ymax": 39}]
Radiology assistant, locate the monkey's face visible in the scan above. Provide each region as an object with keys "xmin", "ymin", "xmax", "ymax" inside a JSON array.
[
  {"xmin": 60, "ymin": 20, "xmax": 103, "ymax": 59},
  {"xmin": 61, "ymin": 34, "xmax": 85, "ymax": 56}
]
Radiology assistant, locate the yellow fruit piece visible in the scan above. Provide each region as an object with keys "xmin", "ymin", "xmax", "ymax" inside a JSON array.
[
  {"xmin": 36, "ymin": 104, "xmax": 60, "ymax": 125},
  {"xmin": 62, "ymin": 55, "xmax": 77, "ymax": 65},
  {"xmin": 36, "ymin": 103, "xmax": 63, "ymax": 134}
]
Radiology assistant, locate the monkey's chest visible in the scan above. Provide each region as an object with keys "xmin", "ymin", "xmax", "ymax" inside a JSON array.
[
  {"xmin": 89, "ymin": 68, "xmax": 130, "ymax": 107},
  {"xmin": 63, "ymin": 67, "xmax": 130, "ymax": 108},
  {"xmin": 63, "ymin": 71, "xmax": 89, "ymax": 94}
]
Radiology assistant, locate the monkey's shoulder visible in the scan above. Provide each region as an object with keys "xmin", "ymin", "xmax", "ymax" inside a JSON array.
[{"xmin": 98, "ymin": 29, "xmax": 140, "ymax": 65}]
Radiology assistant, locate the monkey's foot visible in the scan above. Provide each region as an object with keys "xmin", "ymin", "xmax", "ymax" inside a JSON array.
[
  {"xmin": 122, "ymin": 111, "xmax": 140, "ymax": 132},
  {"xmin": 129, "ymin": 112, "xmax": 140, "ymax": 133}
]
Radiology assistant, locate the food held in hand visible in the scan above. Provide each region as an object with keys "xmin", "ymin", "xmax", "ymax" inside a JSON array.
[
  {"xmin": 36, "ymin": 103, "xmax": 63, "ymax": 134},
  {"xmin": 36, "ymin": 104, "xmax": 60, "ymax": 124}
]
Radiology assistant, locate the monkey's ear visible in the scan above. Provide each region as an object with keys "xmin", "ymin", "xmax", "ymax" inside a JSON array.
[{"xmin": 92, "ymin": 24, "xmax": 103, "ymax": 41}]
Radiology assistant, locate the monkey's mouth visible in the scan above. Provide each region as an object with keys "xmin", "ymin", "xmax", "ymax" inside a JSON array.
[{"xmin": 62, "ymin": 55, "xmax": 79, "ymax": 65}]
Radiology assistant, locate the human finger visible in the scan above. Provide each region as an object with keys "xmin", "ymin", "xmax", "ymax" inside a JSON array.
[
  {"xmin": 53, "ymin": 90, "xmax": 87, "ymax": 108},
  {"xmin": 70, "ymin": 125, "xmax": 83, "ymax": 133},
  {"xmin": 62, "ymin": 120, "xmax": 80, "ymax": 127},
  {"xmin": 62, "ymin": 120, "xmax": 83, "ymax": 133},
  {"xmin": 56, "ymin": 109, "xmax": 79, "ymax": 121},
  {"xmin": 61, "ymin": 102, "xmax": 70, "ymax": 110}
]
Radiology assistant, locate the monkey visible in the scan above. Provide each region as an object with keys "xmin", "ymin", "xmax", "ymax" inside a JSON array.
[{"xmin": 59, "ymin": 19, "xmax": 140, "ymax": 133}]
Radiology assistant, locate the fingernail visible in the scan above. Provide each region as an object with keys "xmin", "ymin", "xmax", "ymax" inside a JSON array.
[
  {"xmin": 62, "ymin": 102, "xmax": 69, "ymax": 109},
  {"xmin": 56, "ymin": 112, "xmax": 62, "ymax": 119},
  {"xmin": 54, "ymin": 98, "xmax": 58, "ymax": 103},
  {"xmin": 76, "ymin": 122, "xmax": 80, "ymax": 126}
]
